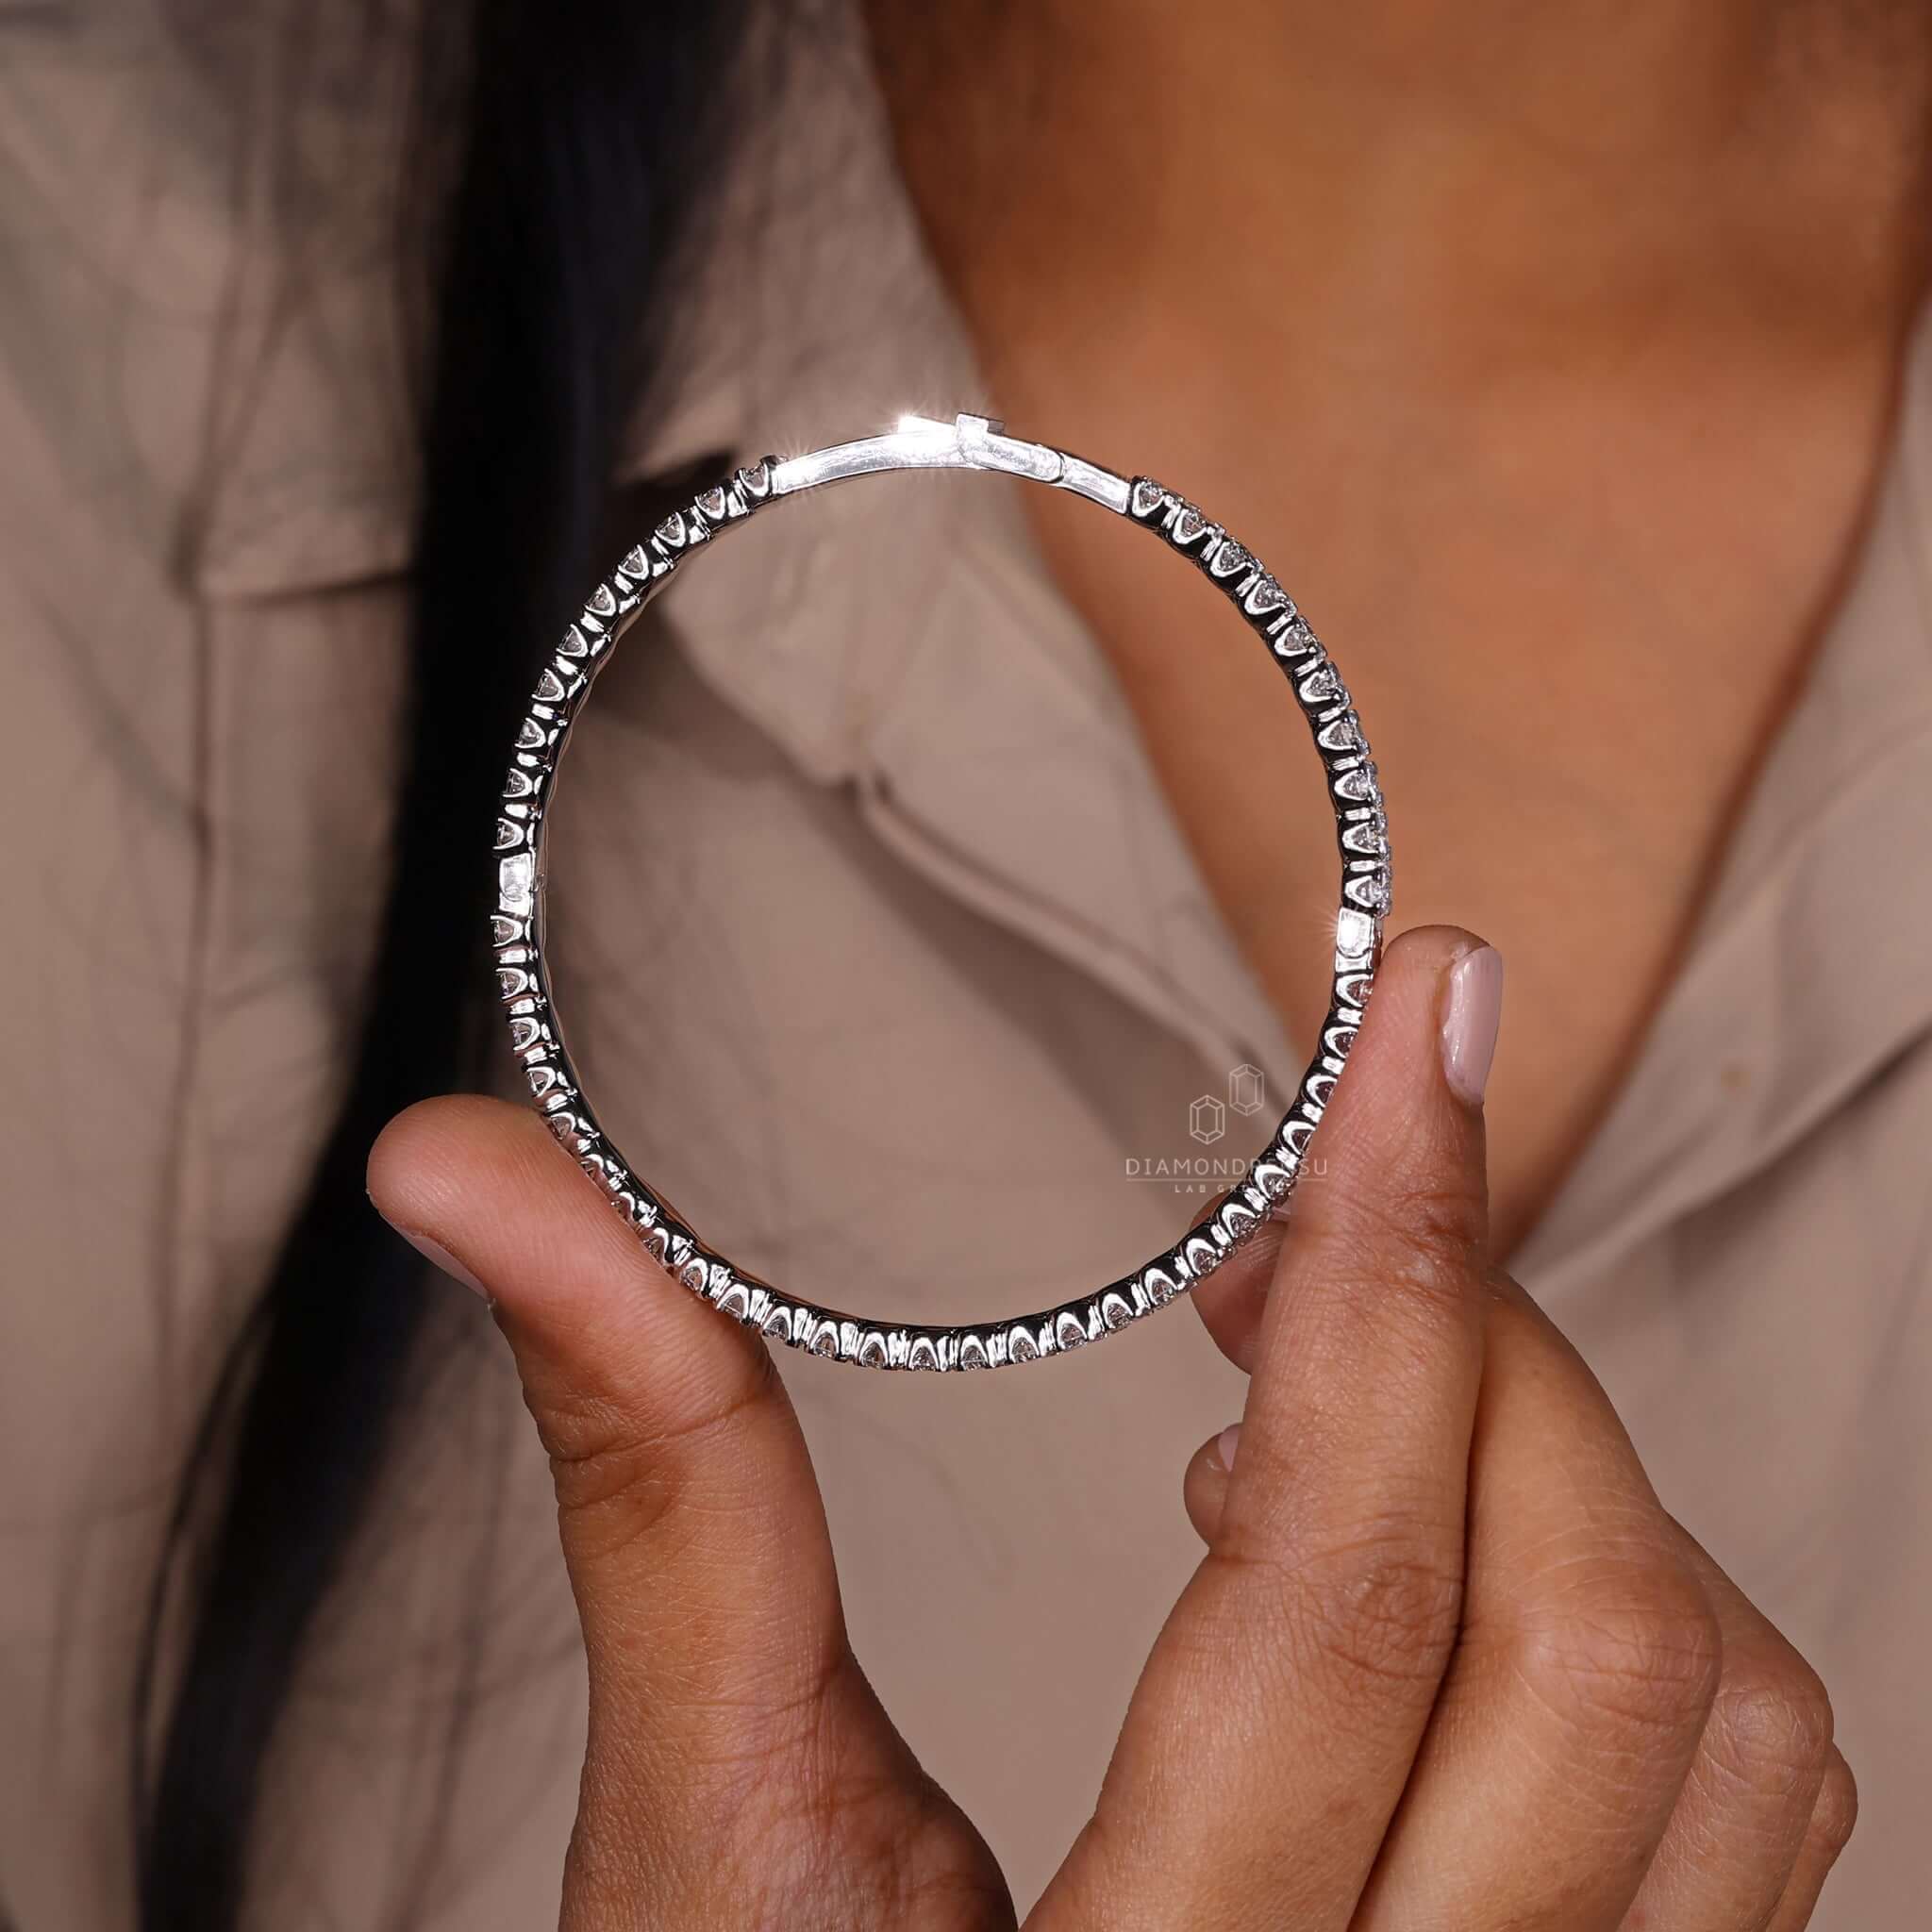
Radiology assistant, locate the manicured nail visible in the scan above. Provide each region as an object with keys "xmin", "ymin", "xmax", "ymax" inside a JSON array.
[
  {"xmin": 1441, "ymin": 943, "xmax": 1504, "ymax": 1107},
  {"xmin": 397, "ymin": 1226, "xmax": 489, "ymax": 1299},
  {"xmin": 1216, "ymin": 1424, "xmax": 1241, "ymax": 1473}
]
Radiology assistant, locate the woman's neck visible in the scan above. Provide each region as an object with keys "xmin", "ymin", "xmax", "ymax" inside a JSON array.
[
  {"xmin": 865, "ymin": 0, "xmax": 1932, "ymax": 1257},
  {"xmin": 870, "ymin": 0, "xmax": 1932, "ymax": 398}
]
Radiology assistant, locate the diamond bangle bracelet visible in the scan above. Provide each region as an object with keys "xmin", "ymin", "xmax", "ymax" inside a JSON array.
[{"xmin": 491, "ymin": 412, "xmax": 1391, "ymax": 1373}]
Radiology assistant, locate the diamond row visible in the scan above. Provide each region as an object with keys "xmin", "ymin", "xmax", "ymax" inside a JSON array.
[
  {"xmin": 1124, "ymin": 476, "xmax": 1391, "ymax": 917},
  {"xmin": 488, "ymin": 453, "xmax": 1386, "ymax": 1370}
]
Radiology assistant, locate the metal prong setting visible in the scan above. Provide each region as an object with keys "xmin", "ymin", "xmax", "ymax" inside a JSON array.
[{"xmin": 491, "ymin": 422, "xmax": 1388, "ymax": 1372}]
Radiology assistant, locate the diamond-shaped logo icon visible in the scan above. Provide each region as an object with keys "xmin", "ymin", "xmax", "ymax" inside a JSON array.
[
  {"xmin": 1228, "ymin": 1063, "xmax": 1266, "ymax": 1117},
  {"xmin": 1190, "ymin": 1095, "xmax": 1226, "ymax": 1145}
]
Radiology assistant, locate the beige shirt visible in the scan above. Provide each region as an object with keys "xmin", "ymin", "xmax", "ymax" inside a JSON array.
[{"xmin": 5, "ymin": 6, "xmax": 1929, "ymax": 1926}]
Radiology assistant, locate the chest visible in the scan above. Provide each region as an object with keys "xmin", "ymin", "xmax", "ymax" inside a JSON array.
[{"xmin": 1012, "ymin": 401, "xmax": 1883, "ymax": 1257}]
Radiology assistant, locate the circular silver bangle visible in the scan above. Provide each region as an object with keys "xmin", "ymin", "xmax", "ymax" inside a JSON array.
[{"xmin": 491, "ymin": 413, "xmax": 1390, "ymax": 1372}]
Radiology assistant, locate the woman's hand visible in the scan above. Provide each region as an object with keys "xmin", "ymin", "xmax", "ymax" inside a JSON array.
[{"xmin": 367, "ymin": 926, "xmax": 1855, "ymax": 1929}]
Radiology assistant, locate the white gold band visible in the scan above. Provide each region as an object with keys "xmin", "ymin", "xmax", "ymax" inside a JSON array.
[{"xmin": 491, "ymin": 413, "xmax": 1390, "ymax": 1372}]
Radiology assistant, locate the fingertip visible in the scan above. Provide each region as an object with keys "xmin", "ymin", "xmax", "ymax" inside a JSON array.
[
  {"xmin": 1307, "ymin": 924, "xmax": 1489, "ymax": 1165},
  {"xmin": 1182, "ymin": 1426, "xmax": 1240, "ymax": 1545},
  {"xmin": 1381, "ymin": 924, "xmax": 1503, "ymax": 1111},
  {"xmin": 365, "ymin": 1092, "xmax": 685, "ymax": 1383},
  {"xmin": 365, "ymin": 1092, "xmax": 533, "ymax": 1227},
  {"xmin": 1191, "ymin": 929, "xmax": 1496, "ymax": 1374},
  {"xmin": 1441, "ymin": 942, "xmax": 1505, "ymax": 1109},
  {"xmin": 1373, "ymin": 924, "xmax": 1493, "ymax": 1032},
  {"xmin": 1280, "ymin": 921, "xmax": 1497, "ymax": 1258},
  {"xmin": 368, "ymin": 1097, "xmax": 548, "ymax": 1300}
]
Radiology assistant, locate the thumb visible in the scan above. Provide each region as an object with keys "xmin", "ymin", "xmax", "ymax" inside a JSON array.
[
  {"xmin": 1188, "ymin": 921, "xmax": 1500, "ymax": 1380},
  {"xmin": 366, "ymin": 1095, "xmax": 1000, "ymax": 1925},
  {"xmin": 1036, "ymin": 925, "xmax": 1499, "ymax": 1925},
  {"xmin": 367, "ymin": 1095, "xmax": 833, "ymax": 1742}
]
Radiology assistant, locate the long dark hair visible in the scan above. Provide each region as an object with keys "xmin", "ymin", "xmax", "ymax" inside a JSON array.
[{"xmin": 133, "ymin": 5, "xmax": 751, "ymax": 1924}]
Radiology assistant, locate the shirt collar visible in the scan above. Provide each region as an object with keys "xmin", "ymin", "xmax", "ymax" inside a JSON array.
[
  {"xmin": 619, "ymin": 5, "xmax": 1296, "ymax": 1084},
  {"xmin": 635, "ymin": 4, "xmax": 1932, "ymax": 1288}
]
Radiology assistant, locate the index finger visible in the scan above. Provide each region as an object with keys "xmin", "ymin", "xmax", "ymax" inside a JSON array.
[{"xmin": 1035, "ymin": 925, "xmax": 1499, "ymax": 1931}]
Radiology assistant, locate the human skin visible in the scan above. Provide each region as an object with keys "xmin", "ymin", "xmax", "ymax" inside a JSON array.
[
  {"xmin": 369, "ymin": 927, "xmax": 1856, "ymax": 1927},
  {"xmin": 866, "ymin": 0, "xmax": 1932, "ymax": 1257},
  {"xmin": 364, "ymin": 5, "xmax": 1917, "ymax": 1916}
]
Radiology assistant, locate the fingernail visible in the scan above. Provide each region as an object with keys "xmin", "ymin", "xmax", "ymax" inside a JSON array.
[
  {"xmin": 1216, "ymin": 1424, "xmax": 1241, "ymax": 1473},
  {"xmin": 1441, "ymin": 943, "xmax": 1505, "ymax": 1107},
  {"xmin": 395, "ymin": 1225, "xmax": 489, "ymax": 1299}
]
